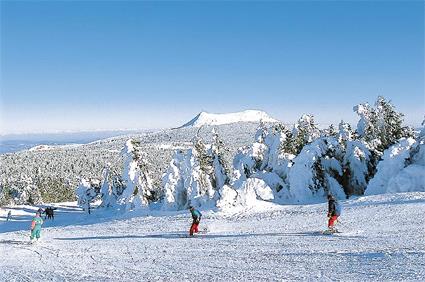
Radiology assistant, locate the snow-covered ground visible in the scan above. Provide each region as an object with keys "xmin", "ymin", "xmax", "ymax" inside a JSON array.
[{"xmin": 1, "ymin": 193, "xmax": 424, "ymax": 281}]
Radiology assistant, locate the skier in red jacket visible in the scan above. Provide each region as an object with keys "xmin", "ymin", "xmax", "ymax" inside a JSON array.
[
  {"xmin": 327, "ymin": 194, "xmax": 339, "ymax": 231},
  {"xmin": 189, "ymin": 206, "xmax": 202, "ymax": 236}
]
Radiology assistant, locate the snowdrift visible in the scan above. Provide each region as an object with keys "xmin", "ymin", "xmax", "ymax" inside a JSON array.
[{"xmin": 366, "ymin": 138, "xmax": 425, "ymax": 195}]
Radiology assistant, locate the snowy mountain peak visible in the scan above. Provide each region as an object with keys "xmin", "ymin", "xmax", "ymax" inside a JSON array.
[{"xmin": 180, "ymin": 110, "xmax": 279, "ymax": 128}]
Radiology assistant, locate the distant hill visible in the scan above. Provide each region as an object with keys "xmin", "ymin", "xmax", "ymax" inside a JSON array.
[
  {"xmin": 0, "ymin": 122, "xmax": 271, "ymax": 205},
  {"xmin": 180, "ymin": 110, "xmax": 279, "ymax": 128}
]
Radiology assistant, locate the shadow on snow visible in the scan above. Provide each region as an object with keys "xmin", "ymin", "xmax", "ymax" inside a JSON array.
[{"xmin": 53, "ymin": 231, "xmax": 364, "ymax": 241}]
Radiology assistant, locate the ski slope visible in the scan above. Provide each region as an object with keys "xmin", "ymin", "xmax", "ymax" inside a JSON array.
[{"xmin": 1, "ymin": 192, "xmax": 424, "ymax": 281}]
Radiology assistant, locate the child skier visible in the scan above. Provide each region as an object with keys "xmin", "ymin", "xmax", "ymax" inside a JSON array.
[
  {"xmin": 327, "ymin": 194, "xmax": 340, "ymax": 232},
  {"xmin": 30, "ymin": 211, "xmax": 44, "ymax": 243},
  {"xmin": 189, "ymin": 206, "xmax": 202, "ymax": 236}
]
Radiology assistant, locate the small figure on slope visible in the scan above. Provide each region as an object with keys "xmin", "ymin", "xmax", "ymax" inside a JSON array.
[
  {"xmin": 6, "ymin": 210, "xmax": 12, "ymax": 221},
  {"xmin": 45, "ymin": 207, "xmax": 56, "ymax": 220},
  {"xmin": 30, "ymin": 211, "xmax": 44, "ymax": 243},
  {"xmin": 37, "ymin": 207, "xmax": 44, "ymax": 216},
  {"xmin": 189, "ymin": 206, "xmax": 202, "ymax": 236},
  {"xmin": 327, "ymin": 194, "xmax": 341, "ymax": 233}
]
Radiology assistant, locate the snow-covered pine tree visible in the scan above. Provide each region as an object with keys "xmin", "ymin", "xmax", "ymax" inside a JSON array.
[
  {"xmin": 99, "ymin": 166, "xmax": 113, "ymax": 208},
  {"xmin": 187, "ymin": 136, "xmax": 217, "ymax": 208},
  {"xmin": 291, "ymin": 114, "xmax": 321, "ymax": 155},
  {"xmin": 233, "ymin": 123, "xmax": 269, "ymax": 182},
  {"xmin": 354, "ymin": 96, "xmax": 413, "ymax": 153},
  {"xmin": 162, "ymin": 150, "xmax": 187, "ymax": 210},
  {"xmin": 351, "ymin": 97, "xmax": 415, "ymax": 191},
  {"xmin": 375, "ymin": 96, "xmax": 414, "ymax": 151},
  {"xmin": 118, "ymin": 139, "xmax": 155, "ymax": 211},
  {"xmin": 219, "ymin": 124, "xmax": 288, "ymax": 209},
  {"xmin": 162, "ymin": 135, "xmax": 217, "ymax": 210},
  {"xmin": 259, "ymin": 123, "xmax": 294, "ymax": 192},
  {"xmin": 12, "ymin": 176, "xmax": 43, "ymax": 205},
  {"xmin": 231, "ymin": 123, "xmax": 294, "ymax": 201},
  {"xmin": 261, "ymin": 124, "xmax": 284, "ymax": 171},
  {"xmin": 353, "ymin": 102, "xmax": 378, "ymax": 144},
  {"xmin": 0, "ymin": 184, "xmax": 10, "ymax": 206},
  {"xmin": 210, "ymin": 128, "xmax": 230, "ymax": 190},
  {"xmin": 255, "ymin": 120, "xmax": 268, "ymax": 143},
  {"xmin": 279, "ymin": 124, "xmax": 298, "ymax": 156},
  {"xmin": 337, "ymin": 120, "xmax": 353, "ymax": 144},
  {"xmin": 365, "ymin": 137, "xmax": 420, "ymax": 195},
  {"xmin": 325, "ymin": 124, "xmax": 338, "ymax": 138},
  {"xmin": 288, "ymin": 137, "xmax": 346, "ymax": 201},
  {"xmin": 365, "ymin": 119, "xmax": 425, "ymax": 195},
  {"xmin": 193, "ymin": 137, "xmax": 214, "ymax": 185},
  {"xmin": 406, "ymin": 119, "xmax": 425, "ymax": 168},
  {"xmin": 109, "ymin": 169, "xmax": 126, "ymax": 206},
  {"xmin": 335, "ymin": 120, "xmax": 373, "ymax": 196},
  {"xmin": 341, "ymin": 140, "xmax": 373, "ymax": 196},
  {"xmin": 75, "ymin": 178, "xmax": 98, "ymax": 213}
]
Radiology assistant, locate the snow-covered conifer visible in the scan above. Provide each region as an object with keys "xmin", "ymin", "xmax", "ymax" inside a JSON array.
[
  {"xmin": 75, "ymin": 178, "xmax": 98, "ymax": 213},
  {"xmin": 337, "ymin": 120, "xmax": 353, "ymax": 144},
  {"xmin": 184, "ymin": 147, "xmax": 216, "ymax": 208},
  {"xmin": 354, "ymin": 96, "xmax": 412, "ymax": 152},
  {"xmin": 325, "ymin": 124, "xmax": 338, "ymax": 138},
  {"xmin": 99, "ymin": 166, "xmax": 112, "ymax": 208},
  {"xmin": 341, "ymin": 140, "xmax": 373, "ymax": 196},
  {"xmin": 118, "ymin": 139, "xmax": 154, "ymax": 211},
  {"xmin": 288, "ymin": 137, "xmax": 345, "ymax": 201},
  {"xmin": 366, "ymin": 138, "xmax": 421, "ymax": 195},
  {"xmin": 162, "ymin": 150, "xmax": 186, "ymax": 210},
  {"xmin": 291, "ymin": 114, "xmax": 321, "ymax": 155},
  {"xmin": 162, "ymin": 135, "xmax": 219, "ymax": 210},
  {"xmin": 210, "ymin": 128, "xmax": 230, "ymax": 190}
]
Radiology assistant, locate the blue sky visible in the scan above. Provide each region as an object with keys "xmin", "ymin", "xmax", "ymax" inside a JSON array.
[{"xmin": 1, "ymin": 1, "xmax": 424, "ymax": 134}]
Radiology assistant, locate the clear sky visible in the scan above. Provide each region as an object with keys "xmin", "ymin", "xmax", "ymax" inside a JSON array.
[{"xmin": 1, "ymin": 0, "xmax": 424, "ymax": 134}]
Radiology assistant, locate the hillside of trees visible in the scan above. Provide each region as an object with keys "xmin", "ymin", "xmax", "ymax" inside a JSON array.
[{"xmin": 1, "ymin": 97, "xmax": 423, "ymax": 209}]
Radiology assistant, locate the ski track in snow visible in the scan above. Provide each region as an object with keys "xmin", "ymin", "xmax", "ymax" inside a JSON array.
[{"xmin": 1, "ymin": 193, "xmax": 425, "ymax": 281}]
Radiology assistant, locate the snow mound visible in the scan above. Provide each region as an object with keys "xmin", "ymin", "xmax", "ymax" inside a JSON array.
[
  {"xmin": 180, "ymin": 110, "xmax": 279, "ymax": 127},
  {"xmin": 218, "ymin": 178, "xmax": 274, "ymax": 210},
  {"xmin": 366, "ymin": 138, "xmax": 424, "ymax": 195},
  {"xmin": 386, "ymin": 165, "xmax": 425, "ymax": 193}
]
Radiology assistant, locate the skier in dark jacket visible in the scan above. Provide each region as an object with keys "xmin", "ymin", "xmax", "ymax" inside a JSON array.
[
  {"xmin": 327, "ymin": 194, "xmax": 339, "ymax": 231},
  {"xmin": 44, "ymin": 207, "xmax": 52, "ymax": 220},
  {"xmin": 189, "ymin": 206, "xmax": 202, "ymax": 236}
]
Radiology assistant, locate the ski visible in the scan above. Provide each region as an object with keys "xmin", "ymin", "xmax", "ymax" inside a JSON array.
[{"xmin": 322, "ymin": 228, "xmax": 341, "ymax": 235}]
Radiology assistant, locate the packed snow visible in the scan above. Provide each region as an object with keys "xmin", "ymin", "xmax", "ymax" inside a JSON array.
[{"xmin": 1, "ymin": 192, "xmax": 424, "ymax": 281}]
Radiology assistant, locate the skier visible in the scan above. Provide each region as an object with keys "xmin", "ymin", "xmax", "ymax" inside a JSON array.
[
  {"xmin": 327, "ymin": 194, "xmax": 340, "ymax": 232},
  {"xmin": 49, "ymin": 207, "xmax": 56, "ymax": 220},
  {"xmin": 189, "ymin": 206, "xmax": 202, "ymax": 236},
  {"xmin": 37, "ymin": 207, "xmax": 44, "ymax": 215},
  {"xmin": 6, "ymin": 210, "xmax": 11, "ymax": 221},
  {"xmin": 45, "ymin": 207, "xmax": 55, "ymax": 220},
  {"xmin": 44, "ymin": 207, "xmax": 49, "ymax": 219},
  {"xmin": 30, "ymin": 211, "xmax": 44, "ymax": 243}
]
